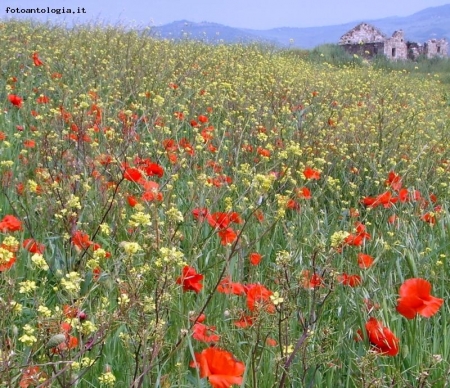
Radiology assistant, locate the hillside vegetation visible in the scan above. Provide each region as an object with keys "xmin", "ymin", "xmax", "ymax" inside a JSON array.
[{"xmin": 1, "ymin": 20, "xmax": 450, "ymax": 387}]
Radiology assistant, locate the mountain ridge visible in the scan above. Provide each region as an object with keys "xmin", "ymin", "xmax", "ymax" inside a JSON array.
[{"xmin": 150, "ymin": 4, "xmax": 450, "ymax": 50}]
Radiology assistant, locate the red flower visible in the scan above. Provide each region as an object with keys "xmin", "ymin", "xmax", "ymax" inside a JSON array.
[
  {"xmin": 301, "ymin": 270, "xmax": 324, "ymax": 289},
  {"xmin": 19, "ymin": 365, "xmax": 48, "ymax": 388},
  {"xmin": 386, "ymin": 171, "xmax": 402, "ymax": 191},
  {"xmin": 0, "ymin": 255, "xmax": 16, "ymax": 271},
  {"xmin": 32, "ymin": 52, "xmax": 43, "ymax": 66},
  {"xmin": 176, "ymin": 266, "xmax": 203, "ymax": 293},
  {"xmin": 365, "ymin": 317, "xmax": 399, "ymax": 356},
  {"xmin": 23, "ymin": 238, "xmax": 45, "ymax": 254},
  {"xmin": 396, "ymin": 278, "xmax": 443, "ymax": 319},
  {"xmin": 303, "ymin": 166, "xmax": 321, "ymax": 180},
  {"xmin": 0, "ymin": 215, "xmax": 22, "ymax": 232},
  {"xmin": 357, "ymin": 253, "xmax": 374, "ymax": 269},
  {"xmin": 245, "ymin": 283, "xmax": 275, "ymax": 313},
  {"xmin": 234, "ymin": 314, "xmax": 254, "ymax": 328},
  {"xmin": 23, "ymin": 139, "xmax": 35, "ymax": 148},
  {"xmin": 191, "ymin": 347, "xmax": 245, "ymax": 388},
  {"xmin": 192, "ymin": 323, "xmax": 220, "ymax": 343},
  {"xmin": 124, "ymin": 167, "xmax": 143, "ymax": 182},
  {"xmin": 296, "ymin": 186, "xmax": 312, "ymax": 199},
  {"xmin": 127, "ymin": 195, "xmax": 139, "ymax": 207},
  {"xmin": 192, "ymin": 207, "xmax": 209, "ymax": 222},
  {"xmin": 8, "ymin": 94, "xmax": 23, "ymax": 108},
  {"xmin": 249, "ymin": 252, "xmax": 262, "ymax": 266},
  {"xmin": 217, "ymin": 277, "xmax": 246, "ymax": 295},
  {"xmin": 71, "ymin": 230, "xmax": 92, "ymax": 250},
  {"xmin": 218, "ymin": 227, "xmax": 237, "ymax": 246},
  {"xmin": 337, "ymin": 273, "xmax": 362, "ymax": 287}
]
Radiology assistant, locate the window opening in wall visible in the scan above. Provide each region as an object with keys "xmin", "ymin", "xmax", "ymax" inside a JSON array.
[{"xmin": 392, "ymin": 48, "xmax": 396, "ymax": 57}]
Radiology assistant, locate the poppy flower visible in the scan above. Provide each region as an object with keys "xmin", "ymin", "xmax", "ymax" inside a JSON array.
[
  {"xmin": 198, "ymin": 115, "xmax": 208, "ymax": 123},
  {"xmin": 8, "ymin": 94, "xmax": 23, "ymax": 108},
  {"xmin": 19, "ymin": 365, "xmax": 48, "ymax": 388},
  {"xmin": 0, "ymin": 250, "xmax": 16, "ymax": 271},
  {"xmin": 0, "ymin": 215, "xmax": 22, "ymax": 232},
  {"xmin": 192, "ymin": 208, "xmax": 209, "ymax": 222},
  {"xmin": 234, "ymin": 314, "xmax": 254, "ymax": 328},
  {"xmin": 124, "ymin": 167, "xmax": 143, "ymax": 182},
  {"xmin": 218, "ymin": 227, "xmax": 237, "ymax": 246},
  {"xmin": 245, "ymin": 283, "xmax": 275, "ymax": 313},
  {"xmin": 192, "ymin": 323, "xmax": 220, "ymax": 343},
  {"xmin": 365, "ymin": 317, "xmax": 399, "ymax": 356},
  {"xmin": 303, "ymin": 166, "xmax": 321, "ymax": 180},
  {"xmin": 301, "ymin": 270, "xmax": 324, "ymax": 289},
  {"xmin": 23, "ymin": 238, "xmax": 45, "ymax": 254},
  {"xmin": 357, "ymin": 253, "xmax": 374, "ymax": 269},
  {"xmin": 396, "ymin": 278, "xmax": 443, "ymax": 319},
  {"xmin": 23, "ymin": 140, "xmax": 36, "ymax": 148},
  {"xmin": 176, "ymin": 266, "xmax": 203, "ymax": 293},
  {"xmin": 296, "ymin": 187, "xmax": 312, "ymax": 199},
  {"xmin": 32, "ymin": 52, "xmax": 43, "ymax": 66},
  {"xmin": 191, "ymin": 347, "xmax": 245, "ymax": 388},
  {"xmin": 386, "ymin": 171, "xmax": 402, "ymax": 191},
  {"xmin": 71, "ymin": 230, "xmax": 92, "ymax": 250},
  {"xmin": 337, "ymin": 273, "xmax": 362, "ymax": 287},
  {"xmin": 217, "ymin": 277, "xmax": 246, "ymax": 295},
  {"xmin": 249, "ymin": 252, "xmax": 262, "ymax": 266}
]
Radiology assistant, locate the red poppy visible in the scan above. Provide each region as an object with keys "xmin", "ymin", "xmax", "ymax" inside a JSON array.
[
  {"xmin": 337, "ymin": 273, "xmax": 362, "ymax": 287},
  {"xmin": 124, "ymin": 167, "xmax": 143, "ymax": 182},
  {"xmin": 8, "ymin": 94, "xmax": 23, "ymax": 108},
  {"xmin": 249, "ymin": 252, "xmax": 262, "ymax": 266},
  {"xmin": 192, "ymin": 323, "xmax": 220, "ymax": 343},
  {"xmin": 0, "ymin": 255, "xmax": 16, "ymax": 271},
  {"xmin": 0, "ymin": 215, "xmax": 22, "ymax": 232},
  {"xmin": 191, "ymin": 347, "xmax": 245, "ymax": 388},
  {"xmin": 71, "ymin": 230, "xmax": 92, "ymax": 250},
  {"xmin": 357, "ymin": 253, "xmax": 374, "ymax": 269},
  {"xmin": 198, "ymin": 115, "xmax": 208, "ymax": 123},
  {"xmin": 23, "ymin": 238, "xmax": 45, "ymax": 254},
  {"xmin": 217, "ymin": 277, "xmax": 246, "ymax": 295},
  {"xmin": 32, "ymin": 52, "xmax": 43, "ymax": 66},
  {"xmin": 301, "ymin": 270, "xmax": 324, "ymax": 289},
  {"xmin": 303, "ymin": 166, "xmax": 321, "ymax": 180},
  {"xmin": 176, "ymin": 266, "xmax": 203, "ymax": 293},
  {"xmin": 192, "ymin": 208, "xmax": 209, "ymax": 222},
  {"xmin": 386, "ymin": 171, "xmax": 402, "ymax": 191},
  {"xmin": 127, "ymin": 195, "xmax": 139, "ymax": 207},
  {"xmin": 36, "ymin": 95, "xmax": 50, "ymax": 104},
  {"xmin": 396, "ymin": 278, "xmax": 443, "ymax": 319},
  {"xmin": 245, "ymin": 283, "xmax": 275, "ymax": 313},
  {"xmin": 365, "ymin": 317, "xmax": 399, "ymax": 356},
  {"xmin": 234, "ymin": 314, "xmax": 254, "ymax": 328},
  {"xmin": 19, "ymin": 365, "xmax": 48, "ymax": 388},
  {"xmin": 266, "ymin": 337, "xmax": 277, "ymax": 347},
  {"xmin": 296, "ymin": 187, "xmax": 312, "ymax": 199},
  {"xmin": 23, "ymin": 139, "xmax": 36, "ymax": 148},
  {"xmin": 218, "ymin": 227, "xmax": 237, "ymax": 246}
]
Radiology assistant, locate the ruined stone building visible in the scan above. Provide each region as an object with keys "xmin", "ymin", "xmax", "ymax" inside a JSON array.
[{"xmin": 338, "ymin": 23, "xmax": 448, "ymax": 60}]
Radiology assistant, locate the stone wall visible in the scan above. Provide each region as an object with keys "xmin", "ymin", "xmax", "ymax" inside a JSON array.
[
  {"xmin": 340, "ymin": 42, "xmax": 385, "ymax": 58},
  {"xmin": 425, "ymin": 39, "xmax": 449, "ymax": 58},
  {"xmin": 339, "ymin": 23, "xmax": 386, "ymax": 45},
  {"xmin": 339, "ymin": 23, "xmax": 448, "ymax": 61},
  {"xmin": 384, "ymin": 30, "xmax": 408, "ymax": 60}
]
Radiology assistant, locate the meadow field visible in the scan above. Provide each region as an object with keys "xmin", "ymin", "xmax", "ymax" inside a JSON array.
[{"xmin": 1, "ymin": 20, "xmax": 450, "ymax": 387}]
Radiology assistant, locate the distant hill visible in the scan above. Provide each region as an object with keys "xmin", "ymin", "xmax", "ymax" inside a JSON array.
[{"xmin": 150, "ymin": 4, "xmax": 450, "ymax": 50}]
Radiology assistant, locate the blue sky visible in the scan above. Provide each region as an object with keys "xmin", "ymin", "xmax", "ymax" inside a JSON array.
[{"xmin": 2, "ymin": 0, "xmax": 449, "ymax": 29}]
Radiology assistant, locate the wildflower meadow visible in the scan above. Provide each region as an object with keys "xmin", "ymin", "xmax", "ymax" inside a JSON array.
[{"xmin": 1, "ymin": 20, "xmax": 450, "ymax": 387}]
